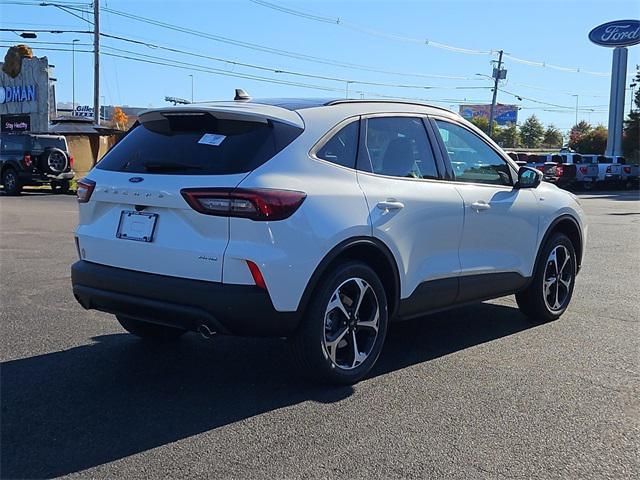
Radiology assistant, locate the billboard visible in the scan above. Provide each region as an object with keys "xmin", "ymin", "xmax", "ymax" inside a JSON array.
[{"xmin": 458, "ymin": 104, "xmax": 518, "ymax": 125}]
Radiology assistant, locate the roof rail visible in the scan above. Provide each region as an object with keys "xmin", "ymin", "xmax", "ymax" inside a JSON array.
[{"xmin": 324, "ymin": 98, "xmax": 454, "ymax": 114}]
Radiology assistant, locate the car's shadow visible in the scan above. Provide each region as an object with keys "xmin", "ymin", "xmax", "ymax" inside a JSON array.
[{"xmin": 1, "ymin": 302, "xmax": 537, "ymax": 478}]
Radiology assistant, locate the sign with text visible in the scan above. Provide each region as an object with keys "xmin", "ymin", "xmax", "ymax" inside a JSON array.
[
  {"xmin": 73, "ymin": 105, "xmax": 94, "ymax": 118},
  {"xmin": 0, "ymin": 85, "xmax": 36, "ymax": 104},
  {"xmin": 1, "ymin": 114, "xmax": 31, "ymax": 132},
  {"xmin": 589, "ymin": 20, "xmax": 640, "ymax": 47},
  {"xmin": 459, "ymin": 104, "xmax": 518, "ymax": 125}
]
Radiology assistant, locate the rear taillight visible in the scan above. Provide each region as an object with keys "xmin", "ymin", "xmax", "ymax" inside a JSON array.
[
  {"xmin": 181, "ymin": 188, "xmax": 306, "ymax": 221},
  {"xmin": 556, "ymin": 165, "xmax": 564, "ymax": 176},
  {"xmin": 69, "ymin": 155, "xmax": 75, "ymax": 168},
  {"xmin": 76, "ymin": 178, "xmax": 96, "ymax": 203},
  {"xmin": 579, "ymin": 167, "xmax": 588, "ymax": 174},
  {"xmin": 623, "ymin": 166, "xmax": 631, "ymax": 174},
  {"xmin": 536, "ymin": 165, "xmax": 545, "ymax": 172},
  {"xmin": 22, "ymin": 154, "xmax": 32, "ymax": 167},
  {"xmin": 246, "ymin": 260, "xmax": 267, "ymax": 289}
]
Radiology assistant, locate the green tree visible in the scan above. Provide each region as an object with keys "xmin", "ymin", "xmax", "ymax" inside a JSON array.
[
  {"xmin": 519, "ymin": 115, "xmax": 545, "ymax": 148},
  {"xmin": 542, "ymin": 124, "xmax": 564, "ymax": 148},
  {"xmin": 470, "ymin": 116, "xmax": 489, "ymax": 133},
  {"xmin": 568, "ymin": 120, "xmax": 592, "ymax": 150},
  {"xmin": 623, "ymin": 65, "xmax": 639, "ymax": 162},
  {"xmin": 494, "ymin": 123, "xmax": 519, "ymax": 148}
]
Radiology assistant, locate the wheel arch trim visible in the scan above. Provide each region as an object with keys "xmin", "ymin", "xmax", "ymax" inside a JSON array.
[
  {"xmin": 297, "ymin": 236, "xmax": 401, "ymax": 318},
  {"xmin": 535, "ymin": 214, "xmax": 584, "ymax": 274}
]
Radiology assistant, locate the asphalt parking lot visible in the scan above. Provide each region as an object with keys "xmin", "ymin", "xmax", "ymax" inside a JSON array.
[{"xmin": 1, "ymin": 189, "xmax": 638, "ymax": 479}]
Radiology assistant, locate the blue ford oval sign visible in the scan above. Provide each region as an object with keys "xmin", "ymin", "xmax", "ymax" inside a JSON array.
[
  {"xmin": 128, "ymin": 177, "xmax": 144, "ymax": 183},
  {"xmin": 589, "ymin": 19, "xmax": 640, "ymax": 47}
]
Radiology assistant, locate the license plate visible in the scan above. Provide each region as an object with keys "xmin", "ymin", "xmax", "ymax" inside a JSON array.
[{"xmin": 116, "ymin": 211, "xmax": 158, "ymax": 242}]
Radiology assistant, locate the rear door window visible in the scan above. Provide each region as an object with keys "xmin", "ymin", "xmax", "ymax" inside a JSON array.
[
  {"xmin": 31, "ymin": 136, "xmax": 67, "ymax": 153},
  {"xmin": 97, "ymin": 114, "xmax": 302, "ymax": 175},
  {"xmin": 1, "ymin": 135, "xmax": 26, "ymax": 152}
]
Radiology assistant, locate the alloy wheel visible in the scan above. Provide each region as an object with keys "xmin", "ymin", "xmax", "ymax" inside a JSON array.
[
  {"xmin": 543, "ymin": 245, "xmax": 573, "ymax": 312},
  {"xmin": 323, "ymin": 277, "xmax": 380, "ymax": 370}
]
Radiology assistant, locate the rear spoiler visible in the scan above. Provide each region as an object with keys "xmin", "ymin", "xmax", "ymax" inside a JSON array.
[{"xmin": 139, "ymin": 105, "xmax": 304, "ymax": 129}]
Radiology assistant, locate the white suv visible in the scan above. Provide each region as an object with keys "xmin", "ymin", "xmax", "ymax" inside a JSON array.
[{"xmin": 71, "ymin": 97, "xmax": 587, "ymax": 384}]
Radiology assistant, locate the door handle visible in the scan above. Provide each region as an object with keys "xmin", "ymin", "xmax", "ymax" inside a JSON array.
[
  {"xmin": 377, "ymin": 200, "xmax": 405, "ymax": 211},
  {"xmin": 470, "ymin": 201, "xmax": 491, "ymax": 211}
]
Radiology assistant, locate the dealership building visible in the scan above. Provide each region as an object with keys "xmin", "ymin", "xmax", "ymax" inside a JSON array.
[{"xmin": 0, "ymin": 55, "xmax": 56, "ymax": 133}]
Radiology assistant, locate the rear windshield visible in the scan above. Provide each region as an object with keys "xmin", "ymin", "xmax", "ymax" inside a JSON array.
[
  {"xmin": 97, "ymin": 114, "xmax": 302, "ymax": 175},
  {"xmin": 31, "ymin": 136, "xmax": 66, "ymax": 152}
]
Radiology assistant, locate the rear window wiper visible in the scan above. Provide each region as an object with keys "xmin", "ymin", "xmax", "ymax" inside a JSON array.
[{"xmin": 142, "ymin": 162, "xmax": 203, "ymax": 172}]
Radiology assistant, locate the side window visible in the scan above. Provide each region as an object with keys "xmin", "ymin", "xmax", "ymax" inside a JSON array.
[
  {"xmin": 434, "ymin": 120, "xmax": 512, "ymax": 186},
  {"xmin": 358, "ymin": 116, "xmax": 438, "ymax": 179},
  {"xmin": 316, "ymin": 120, "xmax": 359, "ymax": 169},
  {"xmin": 1, "ymin": 135, "xmax": 26, "ymax": 152}
]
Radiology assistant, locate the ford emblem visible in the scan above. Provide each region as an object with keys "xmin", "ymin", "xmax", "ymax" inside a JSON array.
[
  {"xmin": 128, "ymin": 177, "xmax": 144, "ymax": 183},
  {"xmin": 589, "ymin": 19, "xmax": 640, "ymax": 47}
]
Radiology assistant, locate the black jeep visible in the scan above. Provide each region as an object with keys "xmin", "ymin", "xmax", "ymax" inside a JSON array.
[{"xmin": 1, "ymin": 133, "xmax": 75, "ymax": 195}]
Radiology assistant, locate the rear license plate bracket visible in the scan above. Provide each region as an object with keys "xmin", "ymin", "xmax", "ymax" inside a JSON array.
[{"xmin": 116, "ymin": 210, "xmax": 158, "ymax": 242}]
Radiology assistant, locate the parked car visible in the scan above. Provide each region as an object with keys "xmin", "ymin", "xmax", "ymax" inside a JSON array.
[
  {"xmin": 0, "ymin": 133, "xmax": 75, "ymax": 195},
  {"xmin": 71, "ymin": 97, "xmax": 587, "ymax": 384},
  {"xmin": 621, "ymin": 163, "xmax": 640, "ymax": 189}
]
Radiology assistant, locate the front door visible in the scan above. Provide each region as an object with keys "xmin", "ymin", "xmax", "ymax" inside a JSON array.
[{"xmin": 431, "ymin": 118, "xmax": 539, "ymax": 302}]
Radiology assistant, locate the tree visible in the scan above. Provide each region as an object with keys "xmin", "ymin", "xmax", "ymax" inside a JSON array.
[
  {"xmin": 494, "ymin": 123, "xmax": 519, "ymax": 148},
  {"xmin": 570, "ymin": 125, "xmax": 608, "ymax": 153},
  {"xmin": 519, "ymin": 115, "xmax": 545, "ymax": 148},
  {"xmin": 623, "ymin": 65, "xmax": 640, "ymax": 162},
  {"xmin": 470, "ymin": 116, "xmax": 489, "ymax": 134},
  {"xmin": 568, "ymin": 120, "xmax": 592, "ymax": 150},
  {"xmin": 110, "ymin": 106, "xmax": 128, "ymax": 130},
  {"xmin": 542, "ymin": 124, "xmax": 564, "ymax": 148}
]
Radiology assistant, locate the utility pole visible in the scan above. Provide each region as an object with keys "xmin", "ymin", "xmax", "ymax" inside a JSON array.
[
  {"xmin": 72, "ymin": 39, "xmax": 79, "ymax": 115},
  {"xmin": 572, "ymin": 94, "xmax": 579, "ymax": 126},
  {"xmin": 93, "ymin": 0, "xmax": 100, "ymax": 125},
  {"xmin": 488, "ymin": 49, "xmax": 504, "ymax": 138},
  {"xmin": 189, "ymin": 74, "xmax": 194, "ymax": 102}
]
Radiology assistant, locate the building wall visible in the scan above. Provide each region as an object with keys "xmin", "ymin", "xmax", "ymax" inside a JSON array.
[
  {"xmin": 0, "ymin": 56, "xmax": 52, "ymax": 132},
  {"xmin": 65, "ymin": 135, "xmax": 120, "ymax": 178}
]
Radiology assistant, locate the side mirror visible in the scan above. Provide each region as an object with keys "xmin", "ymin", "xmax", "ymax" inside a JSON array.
[{"xmin": 515, "ymin": 166, "xmax": 542, "ymax": 189}]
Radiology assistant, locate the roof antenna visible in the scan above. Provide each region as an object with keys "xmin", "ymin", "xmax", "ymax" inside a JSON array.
[{"xmin": 234, "ymin": 88, "xmax": 251, "ymax": 101}]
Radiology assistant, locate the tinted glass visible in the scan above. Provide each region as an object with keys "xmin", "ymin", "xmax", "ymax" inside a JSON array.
[
  {"xmin": 31, "ymin": 136, "xmax": 66, "ymax": 152},
  {"xmin": 0, "ymin": 134, "xmax": 26, "ymax": 152},
  {"xmin": 316, "ymin": 121, "xmax": 359, "ymax": 168},
  {"xmin": 358, "ymin": 117, "xmax": 438, "ymax": 179},
  {"xmin": 435, "ymin": 120, "xmax": 512, "ymax": 186},
  {"xmin": 97, "ymin": 115, "xmax": 302, "ymax": 175}
]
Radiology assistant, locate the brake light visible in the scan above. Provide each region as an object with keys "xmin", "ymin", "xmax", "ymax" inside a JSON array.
[
  {"xmin": 536, "ymin": 165, "xmax": 545, "ymax": 172},
  {"xmin": 623, "ymin": 166, "xmax": 631, "ymax": 174},
  {"xmin": 246, "ymin": 260, "xmax": 267, "ymax": 289},
  {"xmin": 69, "ymin": 155, "xmax": 75, "ymax": 168},
  {"xmin": 556, "ymin": 165, "xmax": 564, "ymax": 176},
  {"xmin": 76, "ymin": 178, "xmax": 96, "ymax": 203},
  {"xmin": 181, "ymin": 188, "xmax": 306, "ymax": 221},
  {"xmin": 22, "ymin": 154, "xmax": 31, "ymax": 167},
  {"xmin": 579, "ymin": 167, "xmax": 588, "ymax": 174}
]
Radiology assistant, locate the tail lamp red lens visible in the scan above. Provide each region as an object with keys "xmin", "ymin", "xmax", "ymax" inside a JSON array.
[
  {"xmin": 579, "ymin": 167, "xmax": 588, "ymax": 174},
  {"xmin": 623, "ymin": 166, "xmax": 631, "ymax": 174},
  {"xmin": 69, "ymin": 155, "xmax": 75, "ymax": 168},
  {"xmin": 246, "ymin": 260, "xmax": 267, "ymax": 290},
  {"xmin": 181, "ymin": 188, "xmax": 306, "ymax": 221},
  {"xmin": 22, "ymin": 154, "xmax": 32, "ymax": 167},
  {"xmin": 76, "ymin": 178, "xmax": 96, "ymax": 203}
]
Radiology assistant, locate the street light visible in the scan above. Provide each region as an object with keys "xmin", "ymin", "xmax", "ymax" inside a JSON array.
[
  {"xmin": 18, "ymin": 31, "xmax": 37, "ymax": 39},
  {"xmin": 571, "ymin": 94, "xmax": 579, "ymax": 126},
  {"xmin": 72, "ymin": 39, "xmax": 79, "ymax": 116}
]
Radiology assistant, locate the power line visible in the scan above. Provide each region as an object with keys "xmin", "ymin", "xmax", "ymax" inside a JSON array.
[
  {"xmin": 249, "ymin": 0, "xmax": 610, "ymax": 77},
  {"xmin": 99, "ymin": 32, "xmax": 492, "ymax": 91}
]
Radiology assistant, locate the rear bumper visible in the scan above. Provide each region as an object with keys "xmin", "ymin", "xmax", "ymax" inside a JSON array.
[
  {"xmin": 71, "ymin": 260, "xmax": 301, "ymax": 337},
  {"xmin": 19, "ymin": 170, "xmax": 75, "ymax": 183}
]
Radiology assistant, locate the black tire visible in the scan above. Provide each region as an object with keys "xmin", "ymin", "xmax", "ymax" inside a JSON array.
[
  {"xmin": 116, "ymin": 315, "xmax": 187, "ymax": 341},
  {"xmin": 51, "ymin": 179, "xmax": 71, "ymax": 194},
  {"xmin": 290, "ymin": 261, "xmax": 389, "ymax": 385},
  {"xmin": 516, "ymin": 233, "xmax": 577, "ymax": 323},
  {"xmin": 2, "ymin": 168, "xmax": 22, "ymax": 196}
]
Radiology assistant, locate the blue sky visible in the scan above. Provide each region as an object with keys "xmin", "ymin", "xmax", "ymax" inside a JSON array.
[{"xmin": 1, "ymin": 0, "xmax": 638, "ymax": 132}]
